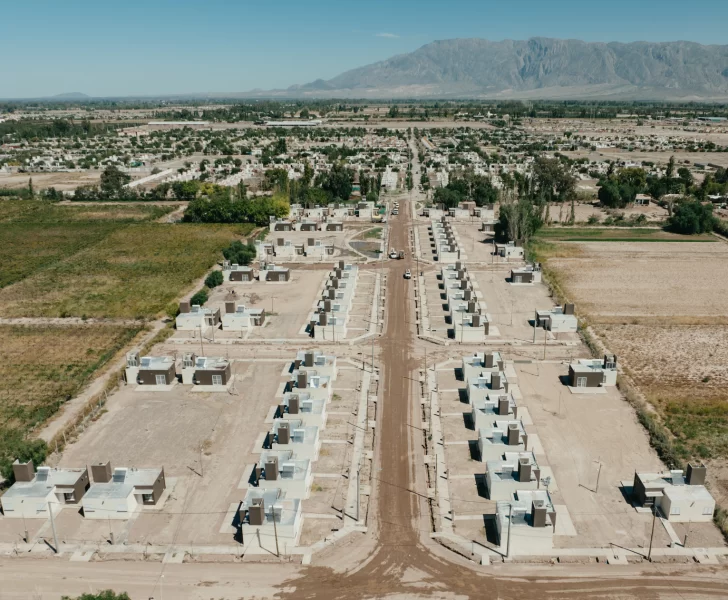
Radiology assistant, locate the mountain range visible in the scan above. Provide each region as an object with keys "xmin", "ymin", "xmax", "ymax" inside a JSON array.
[{"xmin": 281, "ymin": 37, "xmax": 728, "ymax": 100}]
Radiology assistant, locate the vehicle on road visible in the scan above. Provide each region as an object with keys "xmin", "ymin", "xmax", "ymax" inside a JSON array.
[
  {"xmin": 389, "ymin": 249, "xmax": 398, "ymax": 259},
  {"xmin": 404, "ymin": 269, "xmax": 411, "ymax": 279}
]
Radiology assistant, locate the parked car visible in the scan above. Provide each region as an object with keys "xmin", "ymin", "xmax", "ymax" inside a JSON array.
[{"xmin": 404, "ymin": 269, "xmax": 411, "ymax": 279}]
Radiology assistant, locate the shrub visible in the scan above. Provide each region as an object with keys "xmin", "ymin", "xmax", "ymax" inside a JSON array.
[
  {"xmin": 190, "ymin": 289, "xmax": 208, "ymax": 306},
  {"xmin": 222, "ymin": 240, "xmax": 256, "ymax": 266},
  {"xmin": 0, "ymin": 436, "xmax": 48, "ymax": 483},
  {"xmin": 667, "ymin": 201, "xmax": 716, "ymax": 235},
  {"xmin": 204, "ymin": 270, "xmax": 223, "ymax": 288},
  {"xmin": 62, "ymin": 592, "xmax": 131, "ymax": 600}
]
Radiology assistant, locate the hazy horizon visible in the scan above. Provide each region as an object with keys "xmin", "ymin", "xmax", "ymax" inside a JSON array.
[{"xmin": 1, "ymin": 0, "xmax": 728, "ymax": 99}]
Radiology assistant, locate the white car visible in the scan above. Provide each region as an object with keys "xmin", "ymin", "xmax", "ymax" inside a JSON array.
[
  {"xmin": 404, "ymin": 269, "xmax": 412, "ymax": 279},
  {"xmin": 389, "ymin": 250, "xmax": 398, "ymax": 259}
]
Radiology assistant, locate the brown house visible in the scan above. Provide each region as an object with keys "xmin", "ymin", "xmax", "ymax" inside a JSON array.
[
  {"xmin": 326, "ymin": 222, "xmax": 343, "ymax": 231},
  {"xmin": 265, "ymin": 268, "xmax": 291, "ymax": 282},
  {"xmin": 193, "ymin": 357, "xmax": 232, "ymax": 386},
  {"xmin": 273, "ymin": 222, "xmax": 292, "ymax": 231},
  {"xmin": 229, "ymin": 267, "xmax": 255, "ymax": 282},
  {"xmin": 137, "ymin": 356, "xmax": 176, "ymax": 385}
]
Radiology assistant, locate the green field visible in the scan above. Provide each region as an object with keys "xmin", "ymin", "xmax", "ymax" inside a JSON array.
[
  {"xmin": 0, "ymin": 200, "xmax": 176, "ymax": 288},
  {"xmin": 0, "ymin": 222, "xmax": 252, "ymax": 318}
]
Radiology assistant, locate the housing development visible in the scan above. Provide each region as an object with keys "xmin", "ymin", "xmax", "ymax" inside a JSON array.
[{"xmin": 2, "ymin": 97, "xmax": 728, "ymax": 599}]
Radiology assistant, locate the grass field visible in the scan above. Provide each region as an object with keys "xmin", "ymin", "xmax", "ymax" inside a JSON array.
[
  {"xmin": 0, "ymin": 324, "xmax": 143, "ymax": 463},
  {"xmin": 0, "ymin": 222, "xmax": 253, "ymax": 318},
  {"xmin": 0, "ymin": 200, "xmax": 176, "ymax": 288}
]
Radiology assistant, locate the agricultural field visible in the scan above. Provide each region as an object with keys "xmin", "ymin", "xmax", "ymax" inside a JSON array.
[
  {"xmin": 537, "ymin": 235, "xmax": 728, "ymax": 467},
  {"xmin": 0, "ymin": 202, "xmax": 253, "ymax": 318},
  {"xmin": 0, "ymin": 200, "xmax": 175, "ymax": 288},
  {"xmin": 0, "ymin": 323, "xmax": 143, "ymax": 471}
]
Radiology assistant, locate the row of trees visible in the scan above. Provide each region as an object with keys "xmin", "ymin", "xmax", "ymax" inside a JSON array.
[
  {"xmin": 183, "ymin": 191, "xmax": 289, "ymax": 226},
  {"xmin": 432, "ymin": 169, "xmax": 499, "ymax": 209}
]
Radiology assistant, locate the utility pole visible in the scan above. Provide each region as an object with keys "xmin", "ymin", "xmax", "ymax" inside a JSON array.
[
  {"xmin": 595, "ymin": 461, "xmax": 602, "ymax": 493},
  {"xmin": 506, "ymin": 504, "xmax": 513, "ymax": 558},
  {"xmin": 647, "ymin": 505, "xmax": 658, "ymax": 561},
  {"xmin": 272, "ymin": 505, "xmax": 280, "ymax": 557},
  {"xmin": 199, "ymin": 324, "xmax": 205, "ymax": 356},
  {"xmin": 356, "ymin": 465, "xmax": 361, "ymax": 522},
  {"xmin": 48, "ymin": 502, "xmax": 59, "ymax": 554},
  {"xmin": 543, "ymin": 326, "xmax": 548, "ymax": 360}
]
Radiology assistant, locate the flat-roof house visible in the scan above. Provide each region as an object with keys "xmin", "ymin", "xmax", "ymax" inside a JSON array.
[
  {"xmin": 453, "ymin": 311, "xmax": 491, "ymax": 342},
  {"xmin": 511, "ymin": 263, "xmax": 542, "ymax": 284},
  {"xmin": 494, "ymin": 241, "xmax": 524, "ymax": 261},
  {"xmin": 486, "ymin": 452, "xmax": 542, "ymax": 500},
  {"xmin": 270, "ymin": 219, "xmax": 294, "ymax": 232},
  {"xmin": 252, "ymin": 450, "xmax": 313, "ymax": 499},
  {"xmin": 278, "ymin": 392, "xmax": 328, "ymax": 428},
  {"xmin": 193, "ymin": 356, "xmax": 232, "ymax": 386},
  {"xmin": 222, "ymin": 302, "xmax": 265, "ymax": 331},
  {"xmin": 462, "ymin": 351, "xmax": 503, "ymax": 382},
  {"xmin": 305, "ymin": 238, "xmax": 334, "ymax": 258},
  {"xmin": 292, "ymin": 349, "xmax": 337, "ymax": 380},
  {"xmin": 297, "ymin": 220, "xmax": 319, "ymax": 232},
  {"xmin": 568, "ymin": 355, "xmax": 617, "ymax": 388},
  {"xmin": 263, "ymin": 265, "xmax": 291, "ymax": 283},
  {"xmin": 466, "ymin": 370, "xmax": 511, "ymax": 405},
  {"xmin": 325, "ymin": 221, "xmax": 344, "ymax": 231},
  {"xmin": 472, "ymin": 392, "xmax": 518, "ymax": 430},
  {"xmin": 286, "ymin": 368, "xmax": 332, "ymax": 400},
  {"xmin": 175, "ymin": 302, "xmax": 221, "ymax": 332},
  {"xmin": 265, "ymin": 419, "xmax": 321, "ymax": 461},
  {"xmin": 228, "ymin": 264, "xmax": 255, "ymax": 283},
  {"xmin": 82, "ymin": 463, "xmax": 166, "ymax": 520},
  {"xmin": 535, "ymin": 304, "xmax": 577, "ymax": 333},
  {"xmin": 238, "ymin": 488, "xmax": 303, "ymax": 551},
  {"xmin": 496, "ymin": 490, "xmax": 555, "ymax": 554},
  {"xmin": 478, "ymin": 419, "xmax": 528, "ymax": 462},
  {"xmin": 1, "ymin": 462, "xmax": 90, "ymax": 519},
  {"xmin": 630, "ymin": 464, "xmax": 715, "ymax": 522},
  {"xmin": 125, "ymin": 352, "xmax": 176, "ymax": 386}
]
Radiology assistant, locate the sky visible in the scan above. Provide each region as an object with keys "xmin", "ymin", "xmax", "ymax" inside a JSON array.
[{"xmin": 1, "ymin": 0, "xmax": 727, "ymax": 98}]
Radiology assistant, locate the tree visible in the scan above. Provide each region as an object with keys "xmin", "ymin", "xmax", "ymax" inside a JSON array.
[
  {"xmin": 299, "ymin": 108, "xmax": 310, "ymax": 119},
  {"xmin": 617, "ymin": 167, "xmax": 647, "ymax": 191},
  {"xmin": 433, "ymin": 186, "xmax": 463, "ymax": 209},
  {"xmin": 0, "ymin": 436, "xmax": 47, "ymax": 483},
  {"xmin": 320, "ymin": 163, "xmax": 352, "ymax": 201},
  {"xmin": 190, "ymin": 289, "xmax": 209, "ymax": 306},
  {"xmin": 62, "ymin": 591, "xmax": 131, "ymax": 600},
  {"xmin": 222, "ymin": 240, "xmax": 256, "ymax": 266},
  {"xmin": 99, "ymin": 165, "xmax": 131, "ymax": 199},
  {"xmin": 204, "ymin": 270, "xmax": 224, "ymax": 288},
  {"xmin": 495, "ymin": 196, "xmax": 542, "ymax": 243},
  {"xmin": 27, "ymin": 177, "xmax": 34, "ymax": 199},
  {"xmin": 598, "ymin": 181, "xmax": 624, "ymax": 208},
  {"xmin": 667, "ymin": 201, "xmax": 716, "ymax": 235}
]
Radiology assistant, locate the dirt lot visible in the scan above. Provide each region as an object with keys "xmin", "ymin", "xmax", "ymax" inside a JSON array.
[
  {"xmin": 541, "ymin": 237, "xmax": 728, "ymax": 504},
  {"xmin": 547, "ymin": 241, "xmax": 728, "ymax": 320},
  {"xmin": 0, "ymin": 171, "xmax": 102, "ymax": 191}
]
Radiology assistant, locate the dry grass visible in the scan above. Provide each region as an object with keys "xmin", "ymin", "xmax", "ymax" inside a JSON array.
[
  {"xmin": 0, "ymin": 222, "xmax": 253, "ymax": 318},
  {"xmin": 539, "ymin": 236, "xmax": 728, "ymax": 460},
  {"xmin": 0, "ymin": 324, "xmax": 143, "ymax": 435}
]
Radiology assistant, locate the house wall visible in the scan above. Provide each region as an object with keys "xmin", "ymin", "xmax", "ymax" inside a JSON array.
[
  {"xmin": 137, "ymin": 470, "xmax": 166, "ymax": 505},
  {"xmin": 195, "ymin": 364, "xmax": 231, "ymax": 385},
  {"xmin": 1, "ymin": 490, "xmax": 57, "ymax": 519},
  {"xmin": 568, "ymin": 366, "xmax": 603, "ymax": 388},
  {"xmin": 230, "ymin": 270, "xmax": 254, "ymax": 282},
  {"xmin": 83, "ymin": 493, "xmax": 137, "ymax": 519},
  {"xmin": 138, "ymin": 365, "xmax": 176, "ymax": 386},
  {"xmin": 266, "ymin": 270, "xmax": 290, "ymax": 282}
]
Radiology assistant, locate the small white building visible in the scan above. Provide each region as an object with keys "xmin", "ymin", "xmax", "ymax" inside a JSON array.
[
  {"xmin": 472, "ymin": 392, "xmax": 518, "ymax": 430},
  {"xmin": 510, "ymin": 263, "xmax": 542, "ymax": 284},
  {"xmin": 478, "ymin": 420, "xmax": 528, "ymax": 462},
  {"xmin": 535, "ymin": 304, "xmax": 577, "ymax": 333},
  {"xmin": 494, "ymin": 241, "xmax": 524, "ymax": 261},
  {"xmin": 266, "ymin": 420, "xmax": 321, "ymax": 461},
  {"xmin": 238, "ymin": 488, "xmax": 303, "ymax": 552},
  {"xmin": 175, "ymin": 303, "xmax": 221, "ymax": 332},
  {"xmin": 630, "ymin": 464, "xmax": 715, "ymax": 523},
  {"xmin": 568, "ymin": 355, "xmax": 618, "ymax": 388},
  {"xmin": 486, "ymin": 452, "xmax": 543, "ymax": 501},
  {"xmin": 466, "ymin": 371, "xmax": 511, "ymax": 405},
  {"xmin": 253, "ymin": 451, "xmax": 313, "ymax": 499},
  {"xmin": 279, "ymin": 392, "xmax": 328, "ymax": 428},
  {"xmin": 462, "ymin": 352, "xmax": 503, "ymax": 382},
  {"xmin": 221, "ymin": 302, "xmax": 265, "ymax": 331},
  {"xmin": 293, "ymin": 349, "xmax": 337, "ymax": 380},
  {"xmin": 82, "ymin": 465, "xmax": 166, "ymax": 520},
  {"xmin": 496, "ymin": 490, "xmax": 555, "ymax": 554}
]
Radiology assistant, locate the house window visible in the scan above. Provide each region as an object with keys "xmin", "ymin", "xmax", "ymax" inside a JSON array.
[
  {"xmin": 514, "ymin": 276, "xmax": 522, "ymax": 284},
  {"xmin": 703, "ymin": 506, "xmax": 713, "ymax": 515},
  {"xmin": 155, "ymin": 374, "xmax": 167, "ymax": 385},
  {"xmin": 142, "ymin": 493, "xmax": 154, "ymax": 503},
  {"xmin": 670, "ymin": 506, "xmax": 681, "ymax": 515},
  {"xmin": 211, "ymin": 375, "xmax": 223, "ymax": 386},
  {"xmin": 576, "ymin": 377, "xmax": 587, "ymax": 388},
  {"xmin": 63, "ymin": 492, "xmax": 75, "ymax": 503}
]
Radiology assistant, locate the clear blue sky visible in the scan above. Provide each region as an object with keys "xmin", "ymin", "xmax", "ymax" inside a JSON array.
[{"xmin": 2, "ymin": 0, "xmax": 727, "ymax": 98}]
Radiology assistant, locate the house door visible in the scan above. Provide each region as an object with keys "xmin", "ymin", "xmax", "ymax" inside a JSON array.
[
  {"xmin": 155, "ymin": 374, "xmax": 166, "ymax": 385},
  {"xmin": 576, "ymin": 377, "xmax": 587, "ymax": 388},
  {"xmin": 211, "ymin": 375, "xmax": 223, "ymax": 386},
  {"xmin": 514, "ymin": 275, "xmax": 522, "ymax": 284}
]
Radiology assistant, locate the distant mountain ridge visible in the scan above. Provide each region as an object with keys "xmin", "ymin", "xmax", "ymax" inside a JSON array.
[{"xmin": 287, "ymin": 37, "xmax": 728, "ymax": 100}]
